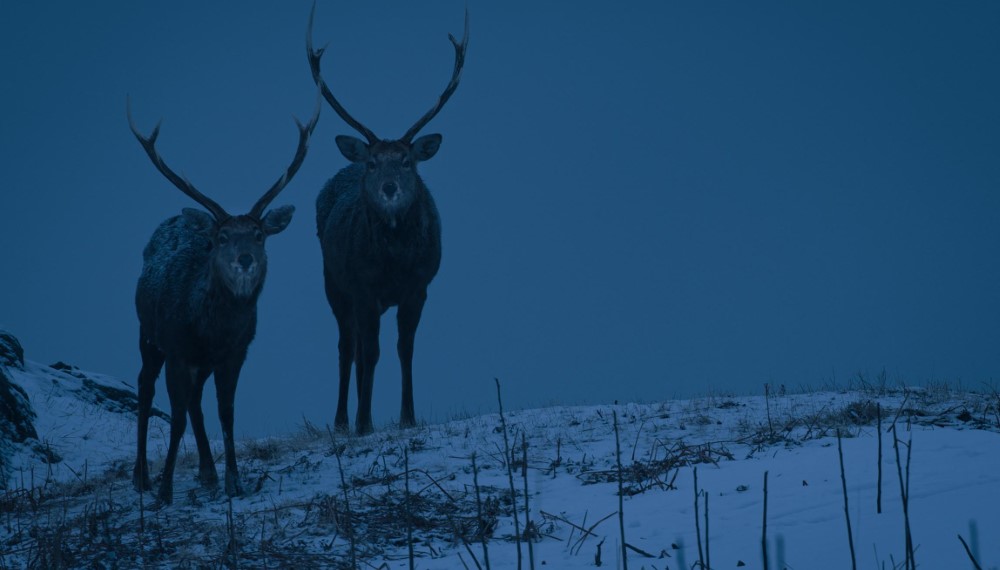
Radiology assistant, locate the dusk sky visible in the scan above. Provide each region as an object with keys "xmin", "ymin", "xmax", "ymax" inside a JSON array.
[{"xmin": 2, "ymin": 1, "xmax": 998, "ymax": 437}]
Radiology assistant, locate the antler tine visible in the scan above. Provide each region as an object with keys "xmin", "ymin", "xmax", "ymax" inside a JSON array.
[
  {"xmin": 307, "ymin": 1, "xmax": 378, "ymax": 144},
  {"xmin": 249, "ymin": 92, "xmax": 323, "ymax": 219},
  {"xmin": 401, "ymin": 7, "xmax": 469, "ymax": 143},
  {"xmin": 126, "ymin": 96, "xmax": 230, "ymax": 221}
]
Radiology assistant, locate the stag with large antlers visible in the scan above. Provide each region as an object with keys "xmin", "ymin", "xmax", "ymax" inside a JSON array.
[
  {"xmin": 307, "ymin": 4, "xmax": 468, "ymax": 434},
  {"xmin": 128, "ymin": 98, "xmax": 319, "ymax": 503}
]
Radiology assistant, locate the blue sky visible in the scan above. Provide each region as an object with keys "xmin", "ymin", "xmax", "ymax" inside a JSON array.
[{"xmin": 2, "ymin": 1, "xmax": 998, "ymax": 436}]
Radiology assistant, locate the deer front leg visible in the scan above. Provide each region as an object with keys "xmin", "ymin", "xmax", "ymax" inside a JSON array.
[
  {"xmin": 214, "ymin": 360, "xmax": 244, "ymax": 497},
  {"xmin": 328, "ymin": 286, "xmax": 355, "ymax": 432},
  {"xmin": 396, "ymin": 290, "xmax": 427, "ymax": 428},
  {"xmin": 134, "ymin": 335, "xmax": 164, "ymax": 492},
  {"xmin": 355, "ymin": 302, "xmax": 381, "ymax": 435}
]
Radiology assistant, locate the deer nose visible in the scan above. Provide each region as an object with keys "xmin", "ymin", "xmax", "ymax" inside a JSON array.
[
  {"xmin": 382, "ymin": 181, "xmax": 398, "ymax": 198},
  {"xmin": 238, "ymin": 254, "xmax": 254, "ymax": 270}
]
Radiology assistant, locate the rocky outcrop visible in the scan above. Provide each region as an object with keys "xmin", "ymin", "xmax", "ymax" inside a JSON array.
[
  {"xmin": 1, "ymin": 331, "xmax": 36, "ymax": 443},
  {"xmin": 1, "ymin": 366, "xmax": 37, "ymax": 444},
  {"xmin": 1, "ymin": 331, "xmax": 39, "ymax": 486},
  {"xmin": 0, "ymin": 330, "xmax": 25, "ymax": 367}
]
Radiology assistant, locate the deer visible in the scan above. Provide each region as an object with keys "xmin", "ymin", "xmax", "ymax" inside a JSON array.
[
  {"xmin": 127, "ymin": 97, "xmax": 320, "ymax": 504},
  {"xmin": 306, "ymin": 4, "xmax": 468, "ymax": 434}
]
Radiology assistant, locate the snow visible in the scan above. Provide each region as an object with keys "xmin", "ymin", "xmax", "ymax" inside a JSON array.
[
  {"xmin": 2, "ymin": 363, "xmax": 998, "ymax": 569},
  {"xmin": 2, "ymin": 361, "xmax": 170, "ymax": 483}
]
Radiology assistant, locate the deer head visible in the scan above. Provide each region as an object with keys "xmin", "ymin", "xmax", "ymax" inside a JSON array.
[
  {"xmin": 127, "ymin": 97, "xmax": 320, "ymax": 297},
  {"xmin": 306, "ymin": 3, "xmax": 468, "ymax": 223}
]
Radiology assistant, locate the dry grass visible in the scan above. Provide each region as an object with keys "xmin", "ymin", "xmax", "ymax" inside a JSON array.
[{"xmin": 3, "ymin": 384, "xmax": 998, "ymax": 569}]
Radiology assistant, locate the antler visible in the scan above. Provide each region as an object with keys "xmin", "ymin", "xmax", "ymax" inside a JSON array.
[
  {"xmin": 249, "ymin": 93, "xmax": 322, "ymax": 219},
  {"xmin": 127, "ymin": 97, "xmax": 230, "ymax": 221},
  {"xmin": 401, "ymin": 8, "xmax": 469, "ymax": 143},
  {"xmin": 306, "ymin": 2, "xmax": 378, "ymax": 144}
]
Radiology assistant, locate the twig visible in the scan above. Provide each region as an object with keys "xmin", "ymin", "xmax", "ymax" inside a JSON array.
[
  {"xmin": 571, "ymin": 511, "xmax": 617, "ymax": 556},
  {"xmin": 886, "ymin": 394, "xmax": 910, "ymax": 433},
  {"xmin": 704, "ymin": 491, "xmax": 710, "ymax": 570},
  {"xmin": 877, "ymin": 402, "xmax": 883, "ymax": 514},
  {"xmin": 472, "ymin": 453, "xmax": 491, "ymax": 570},
  {"xmin": 405, "ymin": 448, "xmax": 414, "ymax": 570},
  {"xmin": 138, "ymin": 485, "xmax": 145, "ymax": 538},
  {"xmin": 452, "ymin": 519, "xmax": 484, "ymax": 570},
  {"xmin": 624, "ymin": 543, "xmax": 656, "ymax": 558},
  {"xmin": 891, "ymin": 424, "xmax": 914, "ymax": 570},
  {"xmin": 464, "ymin": 544, "xmax": 484, "ymax": 570},
  {"xmin": 694, "ymin": 467, "xmax": 704, "ymax": 569},
  {"xmin": 630, "ymin": 418, "xmax": 646, "ymax": 462},
  {"xmin": 765, "ymin": 383, "xmax": 774, "ymax": 440},
  {"xmin": 762, "ymin": 470, "xmax": 769, "ymax": 570},
  {"xmin": 334, "ymin": 445, "xmax": 357, "ymax": 570},
  {"xmin": 958, "ymin": 534, "xmax": 984, "ymax": 570},
  {"xmin": 496, "ymin": 378, "xmax": 523, "ymax": 570},
  {"xmin": 411, "ymin": 468, "xmax": 457, "ymax": 503},
  {"xmin": 260, "ymin": 516, "xmax": 267, "ymax": 569},
  {"xmin": 541, "ymin": 510, "xmax": 596, "ymax": 540},
  {"xmin": 613, "ymin": 410, "xmax": 628, "ymax": 570},
  {"xmin": 837, "ymin": 429, "xmax": 857, "ymax": 570},
  {"xmin": 904, "ymin": 430, "xmax": 915, "ymax": 570},
  {"xmin": 522, "ymin": 433, "xmax": 536, "ymax": 570},
  {"xmin": 570, "ymin": 511, "xmax": 588, "ymax": 554},
  {"xmin": 227, "ymin": 494, "xmax": 240, "ymax": 569}
]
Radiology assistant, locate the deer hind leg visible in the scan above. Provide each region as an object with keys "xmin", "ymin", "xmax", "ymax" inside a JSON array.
[
  {"xmin": 187, "ymin": 368, "xmax": 218, "ymax": 488},
  {"xmin": 134, "ymin": 334, "xmax": 164, "ymax": 492},
  {"xmin": 157, "ymin": 359, "xmax": 193, "ymax": 504}
]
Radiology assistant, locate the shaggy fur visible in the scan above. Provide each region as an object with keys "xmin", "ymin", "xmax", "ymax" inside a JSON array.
[
  {"xmin": 134, "ymin": 207, "xmax": 293, "ymax": 504},
  {"xmin": 317, "ymin": 149, "xmax": 442, "ymax": 435}
]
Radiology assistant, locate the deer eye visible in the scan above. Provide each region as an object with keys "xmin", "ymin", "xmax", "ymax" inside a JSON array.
[
  {"xmin": 218, "ymin": 232, "xmax": 230, "ymax": 245},
  {"xmin": 367, "ymin": 160, "xmax": 377, "ymax": 172},
  {"xmin": 254, "ymin": 230, "xmax": 264, "ymax": 243},
  {"xmin": 402, "ymin": 157, "xmax": 412, "ymax": 169}
]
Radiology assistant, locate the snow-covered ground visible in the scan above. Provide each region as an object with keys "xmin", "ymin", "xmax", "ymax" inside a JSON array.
[
  {"xmin": 1, "ymin": 358, "xmax": 998, "ymax": 569},
  {"xmin": 2, "ymin": 360, "xmax": 170, "ymax": 482}
]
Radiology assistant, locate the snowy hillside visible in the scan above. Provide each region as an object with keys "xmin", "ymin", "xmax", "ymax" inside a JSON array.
[
  {"xmin": 0, "ymin": 331, "xmax": 169, "ymax": 490},
  {"xmin": 1, "ymin": 339, "xmax": 998, "ymax": 569}
]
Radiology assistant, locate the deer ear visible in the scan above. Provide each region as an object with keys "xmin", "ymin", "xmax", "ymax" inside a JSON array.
[
  {"xmin": 335, "ymin": 135, "xmax": 369, "ymax": 163},
  {"xmin": 412, "ymin": 134, "xmax": 442, "ymax": 162},
  {"xmin": 261, "ymin": 204, "xmax": 295, "ymax": 236},
  {"xmin": 181, "ymin": 208, "xmax": 215, "ymax": 231}
]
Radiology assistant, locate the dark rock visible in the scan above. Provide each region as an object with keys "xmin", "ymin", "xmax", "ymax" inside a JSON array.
[
  {"xmin": 1, "ymin": 330, "xmax": 37, "ymax": 487},
  {"xmin": 0, "ymin": 366, "xmax": 38, "ymax": 444},
  {"xmin": 0, "ymin": 330, "xmax": 24, "ymax": 368}
]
